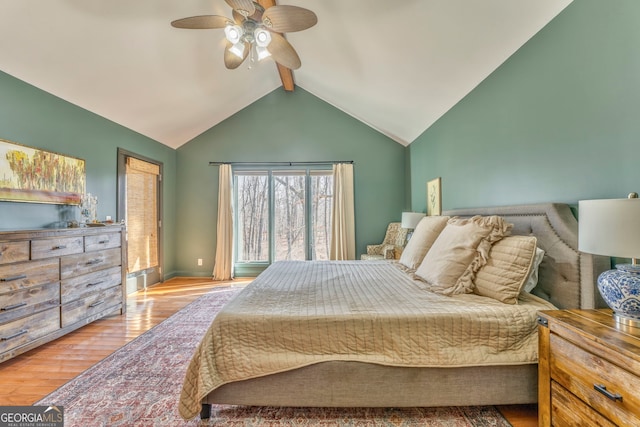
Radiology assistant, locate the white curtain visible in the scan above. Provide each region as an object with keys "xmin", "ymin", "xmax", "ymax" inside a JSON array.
[
  {"xmin": 212, "ymin": 164, "xmax": 234, "ymax": 280},
  {"xmin": 330, "ymin": 163, "xmax": 356, "ymax": 260}
]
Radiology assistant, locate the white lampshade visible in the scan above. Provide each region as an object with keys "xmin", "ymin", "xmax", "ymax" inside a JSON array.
[
  {"xmin": 579, "ymin": 197, "xmax": 640, "ymax": 327},
  {"xmin": 401, "ymin": 212, "xmax": 425, "ymax": 230},
  {"xmin": 578, "ymin": 198, "xmax": 640, "ymax": 259},
  {"xmin": 224, "ymin": 25, "xmax": 244, "ymax": 44}
]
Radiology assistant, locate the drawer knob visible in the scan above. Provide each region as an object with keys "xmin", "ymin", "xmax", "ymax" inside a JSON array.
[
  {"xmin": 86, "ymin": 281, "xmax": 104, "ymax": 287},
  {"xmin": 1, "ymin": 302, "xmax": 27, "ymax": 311},
  {"xmin": 0, "ymin": 274, "xmax": 27, "ymax": 282},
  {"xmin": 594, "ymin": 384, "xmax": 623, "ymax": 402},
  {"xmin": 52, "ymin": 245, "xmax": 67, "ymax": 250},
  {"xmin": 86, "ymin": 258, "xmax": 103, "ymax": 266},
  {"xmin": 98, "ymin": 240, "xmax": 109, "ymax": 244},
  {"xmin": 89, "ymin": 300, "xmax": 105, "ymax": 308},
  {"xmin": 1, "ymin": 329, "xmax": 28, "ymax": 341}
]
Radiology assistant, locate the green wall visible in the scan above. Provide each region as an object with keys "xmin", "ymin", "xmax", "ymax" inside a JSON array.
[
  {"xmin": 409, "ymin": 0, "xmax": 640, "ymax": 212},
  {"xmin": 0, "ymin": 71, "xmax": 178, "ymax": 277},
  {"xmin": 175, "ymin": 88, "xmax": 407, "ymax": 276}
]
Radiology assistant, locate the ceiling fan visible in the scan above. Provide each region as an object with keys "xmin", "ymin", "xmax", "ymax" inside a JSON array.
[{"xmin": 171, "ymin": 0, "xmax": 317, "ymax": 70}]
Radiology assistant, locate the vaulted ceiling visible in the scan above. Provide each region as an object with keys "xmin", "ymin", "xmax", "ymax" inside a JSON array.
[{"xmin": 0, "ymin": 0, "xmax": 572, "ymax": 149}]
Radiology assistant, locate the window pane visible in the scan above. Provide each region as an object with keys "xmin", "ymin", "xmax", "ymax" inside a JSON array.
[
  {"xmin": 274, "ymin": 172, "xmax": 306, "ymax": 261},
  {"xmin": 236, "ymin": 174, "xmax": 269, "ymax": 262},
  {"xmin": 311, "ymin": 173, "xmax": 333, "ymax": 260}
]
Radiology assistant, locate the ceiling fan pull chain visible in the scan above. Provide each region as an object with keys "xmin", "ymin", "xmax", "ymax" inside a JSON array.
[{"xmin": 248, "ymin": 45, "xmax": 256, "ymax": 69}]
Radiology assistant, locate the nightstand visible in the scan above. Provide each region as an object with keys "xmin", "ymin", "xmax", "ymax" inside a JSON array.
[{"xmin": 537, "ymin": 309, "xmax": 640, "ymax": 426}]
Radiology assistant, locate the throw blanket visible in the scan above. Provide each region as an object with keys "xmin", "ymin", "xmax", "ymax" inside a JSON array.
[{"xmin": 179, "ymin": 261, "xmax": 555, "ymax": 419}]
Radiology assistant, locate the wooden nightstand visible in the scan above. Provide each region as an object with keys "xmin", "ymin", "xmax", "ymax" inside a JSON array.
[{"xmin": 538, "ymin": 310, "xmax": 640, "ymax": 426}]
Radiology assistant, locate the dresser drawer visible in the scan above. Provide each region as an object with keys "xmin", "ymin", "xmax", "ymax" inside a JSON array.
[
  {"xmin": 61, "ymin": 286, "xmax": 122, "ymax": 327},
  {"xmin": 61, "ymin": 266, "xmax": 122, "ymax": 304},
  {"xmin": 60, "ymin": 247, "xmax": 121, "ymax": 280},
  {"xmin": 31, "ymin": 236, "xmax": 84, "ymax": 259},
  {"xmin": 84, "ymin": 232, "xmax": 121, "ymax": 252},
  {"xmin": 0, "ymin": 282, "xmax": 59, "ymax": 324},
  {"xmin": 0, "ymin": 307, "xmax": 60, "ymax": 354},
  {"xmin": 0, "ymin": 241, "xmax": 29, "ymax": 265},
  {"xmin": 550, "ymin": 334, "xmax": 640, "ymax": 425},
  {"xmin": 551, "ymin": 381, "xmax": 616, "ymax": 427},
  {"xmin": 0, "ymin": 259, "xmax": 60, "ymax": 291}
]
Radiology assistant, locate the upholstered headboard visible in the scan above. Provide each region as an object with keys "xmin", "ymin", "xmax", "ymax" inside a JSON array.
[{"xmin": 444, "ymin": 203, "xmax": 609, "ymax": 309}]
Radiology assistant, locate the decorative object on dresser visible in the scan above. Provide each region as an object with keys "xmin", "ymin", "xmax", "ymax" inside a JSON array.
[
  {"xmin": 0, "ymin": 225, "xmax": 126, "ymax": 363},
  {"xmin": 538, "ymin": 309, "xmax": 640, "ymax": 426},
  {"xmin": 401, "ymin": 211, "xmax": 425, "ymax": 243},
  {"xmin": 578, "ymin": 193, "xmax": 640, "ymax": 328},
  {"xmin": 79, "ymin": 192, "xmax": 98, "ymax": 225},
  {"xmin": 360, "ymin": 222, "xmax": 407, "ymax": 260}
]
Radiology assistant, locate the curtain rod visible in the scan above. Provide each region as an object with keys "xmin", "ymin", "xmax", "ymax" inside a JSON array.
[{"xmin": 209, "ymin": 161, "xmax": 354, "ymax": 166}]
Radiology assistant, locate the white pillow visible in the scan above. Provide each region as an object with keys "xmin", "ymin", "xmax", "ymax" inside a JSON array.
[
  {"xmin": 523, "ymin": 247, "xmax": 545, "ymax": 293},
  {"xmin": 398, "ymin": 216, "xmax": 450, "ymax": 269},
  {"xmin": 415, "ymin": 215, "xmax": 512, "ymax": 296}
]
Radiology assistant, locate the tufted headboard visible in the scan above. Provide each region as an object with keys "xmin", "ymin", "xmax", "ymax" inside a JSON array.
[{"xmin": 444, "ymin": 203, "xmax": 609, "ymax": 309}]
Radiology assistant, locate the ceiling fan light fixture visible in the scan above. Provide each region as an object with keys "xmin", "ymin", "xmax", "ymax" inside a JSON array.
[
  {"xmin": 229, "ymin": 41, "xmax": 246, "ymax": 59},
  {"xmin": 224, "ymin": 25, "xmax": 244, "ymax": 44},
  {"xmin": 256, "ymin": 45, "xmax": 272, "ymax": 61},
  {"xmin": 254, "ymin": 28, "xmax": 272, "ymax": 47}
]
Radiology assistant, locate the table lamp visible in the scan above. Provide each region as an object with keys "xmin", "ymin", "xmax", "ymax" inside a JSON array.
[
  {"xmin": 578, "ymin": 193, "xmax": 640, "ymax": 327},
  {"xmin": 401, "ymin": 212, "xmax": 426, "ymax": 243}
]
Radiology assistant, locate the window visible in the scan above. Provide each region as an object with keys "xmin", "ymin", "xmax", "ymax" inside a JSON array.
[{"xmin": 234, "ymin": 167, "xmax": 333, "ymax": 275}]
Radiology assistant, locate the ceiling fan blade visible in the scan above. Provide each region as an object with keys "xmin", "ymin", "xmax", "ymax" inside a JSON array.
[
  {"xmin": 262, "ymin": 6, "xmax": 317, "ymax": 33},
  {"xmin": 171, "ymin": 15, "xmax": 232, "ymax": 29},
  {"xmin": 267, "ymin": 32, "xmax": 301, "ymax": 70},
  {"xmin": 232, "ymin": 10, "xmax": 245, "ymax": 24},
  {"xmin": 224, "ymin": 41, "xmax": 250, "ymax": 69},
  {"xmin": 225, "ymin": 0, "xmax": 256, "ymax": 18}
]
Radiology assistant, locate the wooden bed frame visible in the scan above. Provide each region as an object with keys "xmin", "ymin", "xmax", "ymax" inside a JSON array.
[{"xmin": 201, "ymin": 203, "xmax": 609, "ymax": 415}]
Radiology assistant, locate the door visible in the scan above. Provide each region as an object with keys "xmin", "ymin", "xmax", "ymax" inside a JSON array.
[{"xmin": 117, "ymin": 149, "xmax": 162, "ymax": 293}]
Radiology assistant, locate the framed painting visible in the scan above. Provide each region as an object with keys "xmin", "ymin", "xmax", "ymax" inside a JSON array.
[
  {"xmin": 0, "ymin": 139, "xmax": 85, "ymax": 205},
  {"xmin": 427, "ymin": 177, "xmax": 441, "ymax": 216}
]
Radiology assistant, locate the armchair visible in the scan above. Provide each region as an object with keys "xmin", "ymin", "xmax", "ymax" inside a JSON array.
[{"xmin": 361, "ymin": 222, "xmax": 408, "ymax": 260}]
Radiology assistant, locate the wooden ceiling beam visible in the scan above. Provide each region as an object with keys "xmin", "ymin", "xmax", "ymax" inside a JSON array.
[{"xmin": 257, "ymin": 0, "xmax": 295, "ymax": 91}]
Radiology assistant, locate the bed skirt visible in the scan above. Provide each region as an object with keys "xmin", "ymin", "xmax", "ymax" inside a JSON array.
[{"xmin": 204, "ymin": 361, "xmax": 538, "ymax": 407}]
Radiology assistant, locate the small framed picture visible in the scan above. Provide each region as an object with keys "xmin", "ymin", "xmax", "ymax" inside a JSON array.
[{"xmin": 427, "ymin": 177, "xmax": 441, "ymax": 216}]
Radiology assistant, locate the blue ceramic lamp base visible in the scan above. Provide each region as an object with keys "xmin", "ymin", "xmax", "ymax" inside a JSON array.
[{"xmin": 598, "ymin": 264, "xmax": 640, "ymax": 328}]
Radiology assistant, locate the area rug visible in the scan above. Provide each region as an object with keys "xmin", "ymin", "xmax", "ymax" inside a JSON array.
[{"xmin": 36, "ymin": 286, "xmax": 512, "ymax": 427}]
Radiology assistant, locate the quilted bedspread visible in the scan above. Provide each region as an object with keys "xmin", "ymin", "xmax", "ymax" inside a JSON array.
[{"xmin": 179, "ymin": 260, "xmax": 556, "ymax": 419}]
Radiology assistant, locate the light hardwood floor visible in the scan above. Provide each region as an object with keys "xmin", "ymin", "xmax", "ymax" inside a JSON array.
[{"xmin": 0, "ymin": 277, "xmax": 537, "ymax": 426}]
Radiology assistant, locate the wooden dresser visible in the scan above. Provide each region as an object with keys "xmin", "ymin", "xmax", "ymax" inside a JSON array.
[
  {"xmin": 538, "ymin": 309, "xmax": 640, "ymax": 426},
  {"xmin": 0, "ymin": 225, "xmax": 126, "ymax": 363}
]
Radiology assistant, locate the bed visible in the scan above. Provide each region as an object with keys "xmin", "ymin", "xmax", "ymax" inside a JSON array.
[{"xmin": 179, "ymin": 203, "xmax": 609, "ymax": 420}]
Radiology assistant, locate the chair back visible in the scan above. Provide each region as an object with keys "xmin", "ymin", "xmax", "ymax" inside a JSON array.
[{"xmin": 384, "ymin": 222, "xmax": 408, "ymax": 248}]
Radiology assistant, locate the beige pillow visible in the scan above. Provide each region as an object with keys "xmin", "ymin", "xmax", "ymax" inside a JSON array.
[
  {"xmin": 474, "ymin": 235, "xmax": 537, "ymax": 304},
  {"xmin": 415, "ymin": 215, "xmax": 512, "ymax": 295},
  {"xmin": 399, "ymin": 216, "xmax": 450, "ymax": 269}
]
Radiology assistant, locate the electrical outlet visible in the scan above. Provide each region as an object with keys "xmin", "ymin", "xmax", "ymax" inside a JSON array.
[{"xmin": 197, "ymin": 258, "xmax": 203, "ymax": 266}]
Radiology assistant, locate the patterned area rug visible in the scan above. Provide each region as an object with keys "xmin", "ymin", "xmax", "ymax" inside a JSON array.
[{"xmin": 37, "ymin": 286, "xmax": 512, "ymax": 427}]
